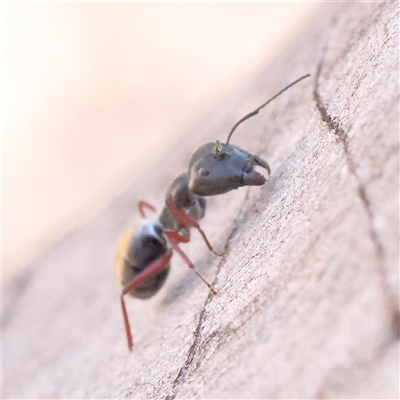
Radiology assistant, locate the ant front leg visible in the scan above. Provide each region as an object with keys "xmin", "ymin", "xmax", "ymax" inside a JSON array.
[
  {"xmin": 120, "ymin": 251, "xmax": 172, "ymax": 351},
  {"xmin": 165, "ymin": 198, "xmax": 225, "ymax": 257},
  {"xmin": 165, "ymin": 232, "xmax": 218, "ymax": 296}
]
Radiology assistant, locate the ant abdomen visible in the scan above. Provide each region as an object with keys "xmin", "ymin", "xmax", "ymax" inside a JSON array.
[{"xmin": 114, "ymin": 223, "xmax": 170, "ymax": 299}]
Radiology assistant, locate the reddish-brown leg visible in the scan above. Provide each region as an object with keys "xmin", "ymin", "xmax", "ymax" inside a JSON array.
[
  {"xmin": 121, "ymin": 251, "xmax": 172, "ymax": 351},
  {"xmin": 165, "ymin": 198, "xmax": 225, "ymax": 257},
  {"xmin": 165, "ymin": 232, "xmax": 218, "ymax": 296},
  {"xmin": 166, "ymin": 230, "xmax": 190, "ymax": 243},
  {"xmin": 138, "ymin": 200, "xmax": 157, "ymax": 218}
]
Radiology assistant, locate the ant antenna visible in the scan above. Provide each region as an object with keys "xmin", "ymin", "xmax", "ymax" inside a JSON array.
[{"xmin": 226, "ymin": 74, "xmax": 310, "ymax": 145}]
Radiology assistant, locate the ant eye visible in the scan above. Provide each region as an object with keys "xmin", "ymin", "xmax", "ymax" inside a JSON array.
[{"xmin": 200, "ymin": 169, "xmax": 209, "ymax": 177}]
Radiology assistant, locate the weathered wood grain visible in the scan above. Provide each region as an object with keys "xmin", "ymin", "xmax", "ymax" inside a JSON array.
[{"xmin": 3, "ymin": 2, "xmax": 399, "ymax": 398}]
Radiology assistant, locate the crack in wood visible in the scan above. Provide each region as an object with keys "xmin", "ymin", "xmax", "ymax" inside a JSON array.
[
  {"xmin": 164, "ymin": 292, "xmax": 211, "ymax": 400},
  {"xmin": 313, "ymin": 53, "xmax": 399, "ymax": 339},
  {"xmin": 164, "ymin": 255, "xmax": 227, "ymax": 400},
  {"xmin": 165, "ymin": 195, "xmax": 248, "ymax": 399}
]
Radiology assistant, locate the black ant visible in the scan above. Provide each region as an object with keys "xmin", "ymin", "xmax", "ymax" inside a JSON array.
[{"xmin": 114, "ymin": 74, "xmax": 310, "ymax": 351}]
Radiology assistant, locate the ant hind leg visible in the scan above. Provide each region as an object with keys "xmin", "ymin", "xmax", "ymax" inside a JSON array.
[{"xmin": 120, "ymin": 251, "xmax": 172, "ymax": 351}]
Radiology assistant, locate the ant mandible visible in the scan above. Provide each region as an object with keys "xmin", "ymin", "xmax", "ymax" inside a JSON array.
[{"xmin": 114, "ymin": 74, "xmax": 310, "ymax": 351}]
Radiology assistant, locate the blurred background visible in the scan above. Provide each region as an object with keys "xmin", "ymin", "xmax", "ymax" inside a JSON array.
[{"xmin": 3, "ymin": 3, "xmax": 320, "ymax": 283}]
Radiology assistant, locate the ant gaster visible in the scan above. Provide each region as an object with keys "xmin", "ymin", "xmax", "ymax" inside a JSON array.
[{"xmin": 114, "ymin": 74, "xmax": 310, "ymax": 351}]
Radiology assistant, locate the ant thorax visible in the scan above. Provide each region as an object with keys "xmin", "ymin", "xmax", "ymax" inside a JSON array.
[
  {"xmin": 184, "ymin": 197, "xmax": 206, "ymax": 222},
  {"xmin": 158, "ymin": 172, "xmax": 207, "ymax": 233}
]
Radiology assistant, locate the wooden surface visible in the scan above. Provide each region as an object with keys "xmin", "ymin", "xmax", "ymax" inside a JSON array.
[{"xmin": 3, "ymin": 2, "xmax": 399, "ymax": 398}]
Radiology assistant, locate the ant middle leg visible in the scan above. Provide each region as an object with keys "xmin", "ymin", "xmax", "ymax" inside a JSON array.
[
  {"xmin": 165, "ymin": 198, "xmax": 226, "ymax": 257},
  {"xmin": 165, "ymin": 232, "xmax": 218, "ymax": 296}
]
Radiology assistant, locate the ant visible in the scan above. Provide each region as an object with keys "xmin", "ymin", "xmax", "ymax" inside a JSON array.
[{"xmin": 114, "ymin": 74, "xmax": 310, "ymax": 351}]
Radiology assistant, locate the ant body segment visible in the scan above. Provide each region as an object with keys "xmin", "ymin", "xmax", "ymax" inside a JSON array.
[{"xmin": 114, "ymin": 74, "xmax": 310, "ymax": 350}]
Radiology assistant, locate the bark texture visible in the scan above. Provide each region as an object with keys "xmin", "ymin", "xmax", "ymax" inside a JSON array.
[{"xmin": 3, "ymin": 3, "xmax": 399, "ymax": 399}]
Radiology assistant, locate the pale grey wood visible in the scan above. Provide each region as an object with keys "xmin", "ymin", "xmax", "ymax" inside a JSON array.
[{"xmin": 3, "ymin": 2, "xmax": 399, "ymax": 399}]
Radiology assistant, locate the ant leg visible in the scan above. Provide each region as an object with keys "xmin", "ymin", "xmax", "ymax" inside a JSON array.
[
  {"xmin": 165, "ymin": 198, "xmax": 225, "ymax": 257},
  {"xmin": 166, "ymin": 230, "xmax": 190, "ymax": 243},
  {"xmin": 120, "ymin": 251, "xmax": 172, "ymax": 351},
  {"xmin": 165, "ymin": 232, "xmax": 218, "ymax": 296},
  {"xmin": 138, "ymin": 200, "xmax": 157, "ymax": 218}
]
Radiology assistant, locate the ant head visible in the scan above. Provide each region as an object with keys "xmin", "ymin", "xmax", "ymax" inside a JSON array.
[
  {"xmin": 188, "ymin": 74, "xmax": 310, "ymax": 197},
  {"xmin": 188, "ymin": 141, "xmax": 270, "ymax": 196}
]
